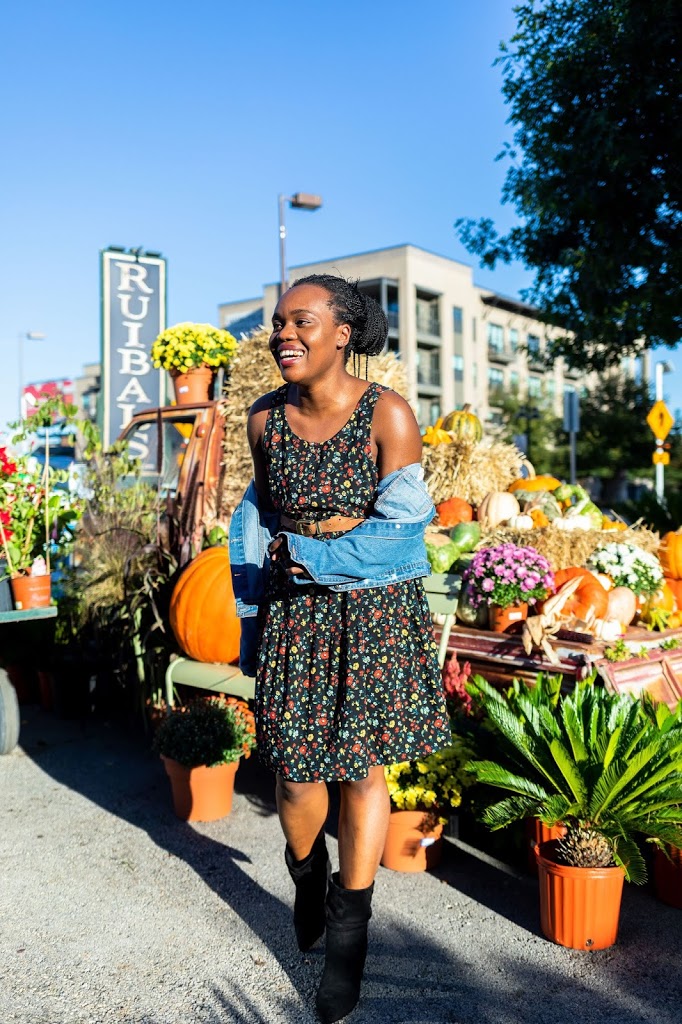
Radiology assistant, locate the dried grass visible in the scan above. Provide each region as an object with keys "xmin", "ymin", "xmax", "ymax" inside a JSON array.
[
  {"xmin": 480, "ymin": 524, "xmax": 660, "ymax": 570},
  {"xmin": 214, "ymin": 329, "xmax": 409, "ymax": 521},
  {"xmin": 422, "ymin": 439, "xmax": 527, "ymax": 507}
]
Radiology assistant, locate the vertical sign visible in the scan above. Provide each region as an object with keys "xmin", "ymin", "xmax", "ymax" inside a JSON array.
[{"xmin": 100, "ymin": 249, "xmax": 167, "ymax": 448}]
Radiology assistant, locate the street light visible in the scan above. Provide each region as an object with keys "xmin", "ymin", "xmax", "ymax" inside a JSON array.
[
  {"xmin": 278, "ymin": 192, "xmax": 323, "ymax": 298},
  {"xmin": 18, "ymin": 331, "xmax": 47, "ymax": 421},
  {"xmin": 654, "ymin": 360, "xmax": 673, "ymax": 503}
]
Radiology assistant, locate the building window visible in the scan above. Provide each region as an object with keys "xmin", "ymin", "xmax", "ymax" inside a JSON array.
[
  {"xmin": 453, "ymin": 354, "xmax": 464, "ymax": 382},
  {"xmin": 488, "ymin": 367, "xmax": 505, "ymax": 404},
  {"xmin": 564, "ymin": 384, "xmax": 577, "ymax": 398},
  {"xmin": 509, "ymin": 328, "xmax": 519, "ymax": 353},
  {"xmin": 417, "ymin": 346, "xmax": 441, "ymax": 387},
  {"xmin": 545, "ymin": 378, "xmax": 556, "ymax": 399},
  {"xmin": 453, "ymin": 306, "xmax": 463, "ymax": 354},
  {"xmin": 528, "ymin": 376, "xmax": 542, "ymax": 397},
  {"xmin": 527, "ymin": 333, "xmax": 541, "ymax": 358},
  {"xmin": 417, "ymin": 396, "xmax": 441, "ymax": 430},
  {"xmin": 387, "ymin": 284, "xmax": 399, "ymax": 331},
  {"xmin": 487, "ymin": 323, "xmax": 504, "ymax": 355},
  {"xmin": 510, "ymin": 370, "xmax": 520, "ymax": 392},
  {"xmin": 387, "ymin": 336, "xmax": 400, "ymax": 354},
  {"xmin": 416, "ymin": 291, "xmax": 440, "ymax": 337}
]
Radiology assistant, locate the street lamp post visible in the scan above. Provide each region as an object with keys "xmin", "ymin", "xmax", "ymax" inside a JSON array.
[
  {"xmin": 654, "ymin": 360, "xmax": 673, "ymax": 503},
  {"xmin": 278, "ymin": 192, "xmax": 323, "ymax": 298},
  {"xmin": 18, "ymin": 331, "xmax": 47, "ymax": 422}
]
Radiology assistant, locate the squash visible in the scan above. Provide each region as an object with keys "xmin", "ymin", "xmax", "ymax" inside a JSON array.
[
  {"xmin": 659, "ymin": 531, "xmax": 682, "ymax": 579},
  {"xmin": 435, "ymin": 496, "xmax": 473, "ymax": 528},
  {"xmin": 476, "ymin": 491, "xmax": 520, "ymax": 530},
  {"xmin": 509, "ymin": 474, "xmax": 561, "ymax": 493},
  {"xmin": 602, "ymin": 516, "xmax": 628, "ymax": 531},
  {"xmin": 664, "ymin": 576, "xmax": 682, "ymax": 607},
  {"xmin": 441, "ymin": 404, "xmax": 483, "ymax": 443},
  {"xmin": 606, "ymin": 586, "xmax": 638, "ymax": 628},
  {"xmin": 551, "ymin": 567, "xmax": 609, "ymax": 621},
  {"xmin": 529, "ymin": 508, "xmax": 549, "ymax": 528},
  {"xmin": 449, "ymin": 521, "xmax": 481, "ymax": 552},
  {"xmin": 640, "ymin": 583, "xmax": 677, "ymax": 630},
  {"xmin": 455, "ymin": 580, "xmax": 489, "ymax": 628},
  {"xmin": 506, "ymin": 513, "xmax": 533, "ymax": 530},
  {"xmin": 169, "ymin": 547, "xmax": 241, "ymax": 664}
]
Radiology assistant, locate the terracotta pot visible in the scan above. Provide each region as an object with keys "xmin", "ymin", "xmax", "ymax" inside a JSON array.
[
  {"xmin": 170, "ymin": 365, "xmax": 215, "ymax": 405},
  {"xmin": 381, "ymin": 810, "xmax": 444, "ymax": 872},
  {"xmin": 535, "ymin": 840, "xmax": 625, "ymax": 949},
  {"xmin": 525, "ymin": 818, "xmax": 567, "ymax": 875},
  {"xmin": 489, "ymin": 603, "xmax": 528, "ymax": 633},
  {"xmin": 161, "ymin": 755, "xmax": 238, "ymax": 821},
  {"xmin": 10, "ymin": 573, "xmax": 51, "ymax": 610},
  {"xmin": 654, "ymin": 844, "xmax": 682, "ymax": 909}
]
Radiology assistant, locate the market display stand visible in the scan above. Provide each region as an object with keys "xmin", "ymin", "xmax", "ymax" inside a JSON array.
[{"xmin": 0, "ymin": 607, "xmax": 58, "ymax": 754}]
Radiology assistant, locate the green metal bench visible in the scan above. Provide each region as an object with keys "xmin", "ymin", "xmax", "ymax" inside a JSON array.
[
  {"xmin": 423, "ymin": 573, "xmax": 462, "ymax": 669},
  {"xmin": 164, "ymin": 656, "xmax": 255, "ymax": 708}
]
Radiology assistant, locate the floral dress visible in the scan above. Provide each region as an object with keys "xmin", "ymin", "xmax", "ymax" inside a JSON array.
[{"xmin": 256, "ymin": 382, "xmax": 451, "ymax": 782}]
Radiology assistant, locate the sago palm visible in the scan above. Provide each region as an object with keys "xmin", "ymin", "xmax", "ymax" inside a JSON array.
[{"xmin": 465, "ymin": 676, "xmax": 682, "ymax": 883}]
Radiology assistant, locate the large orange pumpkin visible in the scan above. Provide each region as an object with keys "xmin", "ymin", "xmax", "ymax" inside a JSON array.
[
  {"xmin": 659, "ymin": 532, "xmax": 682, "ymax": 579},
  {"xmin": 664, "ymin": 576, "xmax": 682, "ymax": 607},
  {"xmin": 170, "ymin": 547, "xmax": 240, "ymax": 664},
  {"xmin": 435, "ymin": 496, "xmax": 473, "ymax": 528},
  {"xmin": 551, "ymin": 567, "xmax": 609, "ymax": 621},
  {"xmin": 509, "ymin": 475, "xmax": 561, "ymax": 494}
]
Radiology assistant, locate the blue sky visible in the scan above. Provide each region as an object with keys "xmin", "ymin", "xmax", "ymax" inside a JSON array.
[{"xmin": 1, "ymin": 0, "xmax": 678, "ymax": 436}]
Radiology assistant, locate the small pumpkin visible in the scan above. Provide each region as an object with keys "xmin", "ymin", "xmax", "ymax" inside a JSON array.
[
  {"xmin": 552, "ymin": 567, "xmax": 609, "ymax": 621},
  {"xmin": 435, "ymin": 496, "xmax": 473, "ymax": 528},
  {"xmin": 602, "ymin": 516, "xmax": 628, "ymax": 531},
  {"xmin": 659, "ymin": 531, "xmax": 682, "ymax": 579},
  {"xmin": 476, "ymin": 491, "xmax": 520, "ymax": 530},
  {"xmin": 170, "ymin": 547, "xmax": 241, "ymax": 664},
  {"xmin": 529, "ymin": 508, "xmax": 549, "ymax": 528},
  {"xmin": 441, "ymin": 404, "xmax": 483, "ymax": 443},
  {"xmin": 506, "ymin": 513, "xmax": 533, "ymax": 530},
  {"xmin": 606, "ymin": 586, "xmax": 638, "ymax": 628},
  {"xmin": 509, "ymin": 474, "xmax": 561, "ymax": 494}
]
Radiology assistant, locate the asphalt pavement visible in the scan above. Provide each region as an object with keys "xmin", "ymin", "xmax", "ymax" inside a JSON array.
[{"xmin": 1, "ymin": 705, "xmax": 680, "ymax": 1024}]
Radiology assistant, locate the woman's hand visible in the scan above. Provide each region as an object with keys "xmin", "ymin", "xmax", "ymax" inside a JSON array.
[{"xmin": 269, "ymin": 535, "xmax": 309, "ymax": 577}]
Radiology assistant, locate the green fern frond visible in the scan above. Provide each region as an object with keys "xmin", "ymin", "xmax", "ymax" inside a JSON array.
[
  {"xmin": 549, "ymin": 739, "xmax": 588, "ymax": 806},
  {"xmin": 481, "ymin": 795, "xmax": 540, "ymax": 830}
]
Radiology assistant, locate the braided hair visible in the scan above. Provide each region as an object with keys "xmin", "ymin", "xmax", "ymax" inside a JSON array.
[{"xmin": 292, "ymin": 274, "xmax": 388, "ymax": 375}]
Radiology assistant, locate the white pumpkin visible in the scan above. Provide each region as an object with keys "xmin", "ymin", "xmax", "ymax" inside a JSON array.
[
  {"xmin": 593, "ymin": 618, "xmax": 624, "ymax": 641},
  {"xmin": 477, "ymin": 491, "xmax": 520, "ymax": 530},
  {"xmin": 506, "ymin": 513, "xmax": 534, "ymax": 530},
  {"xmin": 554, "ymin": 515, "xmax": 592, "ymax": 531}
]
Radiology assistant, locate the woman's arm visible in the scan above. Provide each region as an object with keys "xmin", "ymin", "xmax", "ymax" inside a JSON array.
[{"xmin": 372, "ymin": 390, "xmax": 424, "ymax": 479}]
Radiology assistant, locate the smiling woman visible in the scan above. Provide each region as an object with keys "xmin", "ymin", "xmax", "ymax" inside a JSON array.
[{"xmin": 231, "ymin": 274, "xmax": 451, "ymax": 1024}]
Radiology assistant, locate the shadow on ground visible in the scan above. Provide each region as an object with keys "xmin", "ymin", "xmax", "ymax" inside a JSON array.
[{"xmin": 14, "ymin": 706, "xmax": 682, "ymax": 1024}]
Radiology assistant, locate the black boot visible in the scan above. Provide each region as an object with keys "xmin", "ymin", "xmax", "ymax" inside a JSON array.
[
  {"xmin": 285, "ymin": 830, "xmax": 331, "ymax": 951},
  {"xmin": 316, "ymin": 872, "xmax": 374, "ymax": 1024}
]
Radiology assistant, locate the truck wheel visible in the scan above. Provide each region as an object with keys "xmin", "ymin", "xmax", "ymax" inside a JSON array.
[{"xmin": 0, "ymin": 669, "xmax": 20, "ymax": 754}]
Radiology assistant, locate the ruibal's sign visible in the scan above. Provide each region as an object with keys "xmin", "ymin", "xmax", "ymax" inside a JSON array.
[{"xmin": 100, "ymin": 249, "xmax": 167, "ymax": 447}]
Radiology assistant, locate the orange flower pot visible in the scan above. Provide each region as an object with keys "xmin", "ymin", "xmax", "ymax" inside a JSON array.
[
  {"xmin": 162, "ymin": 756, "xmax": 238, "ymax": 822},
  {"xmin": 170, "ymin": 365, "xmax": 215, "ymax": 404},
  {"xmin": 381, "ymin": 810, "xmax": 444, "ymax": 872},
  {"xmin": 525, "ymin": 818, "xmax": 566, "ymax": 875},
  {"xmin": 10, "ymin": 573, "xmax": 51, "ymax": 610},
  {"xmin": 489, "ymin": 603, "xmax": 528, "ymax": 633},
  {"xmin": 535, "ymin": 840, "xmax": 625, "ymax": 949},
  {"xmin": 654, "ymin": 844, "xmax": 682, "ymax": 909}
]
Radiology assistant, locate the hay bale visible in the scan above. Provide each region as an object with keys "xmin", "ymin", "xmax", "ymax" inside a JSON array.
[
  {"xmin": 214, "ymin": 329, "xmax": 409, "ymax": 521},
  {"xmin": 423, "ymin": 439, "xmax": 526, "ymax": 507},
  {"xmin": 479, "ymin": 524, "xmax": 660, "ymax": 570}
]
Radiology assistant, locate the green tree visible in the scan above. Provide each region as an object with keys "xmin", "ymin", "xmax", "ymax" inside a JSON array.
[
  {"xmin": 493, "ymin": 387, "xmax": 567, "ymax": 476},
  {"xmin": 457, "ymin": 0, "xmax": 682, "ymax": 371}
]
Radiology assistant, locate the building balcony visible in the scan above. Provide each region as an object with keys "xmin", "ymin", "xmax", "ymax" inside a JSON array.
[
  {"xmin": 488, "ymin": 345, "xmax": 514, "ymax": 364},
  {"xmin": 416, "ymin": 315, "xmax": 441, "ymax": 339},
  {"xmin": 417, "ymin": 369, "xmax": 442, "ymax": 388},
  {"xmin": 387, "ymin": 310, "xmax": 399, "ymax": 330}
]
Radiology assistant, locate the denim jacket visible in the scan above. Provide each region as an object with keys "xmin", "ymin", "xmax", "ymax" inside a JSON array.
[{"xmin": 229, "ymin": 462, "xmax": 435, "ymax": 675}]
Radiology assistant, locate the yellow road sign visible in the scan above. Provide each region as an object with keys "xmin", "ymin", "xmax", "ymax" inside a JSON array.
[
  {"xmin": 646, "ymin": 400, "xmax": 674, "ymax": 441},
  {"xmin": 653, "ymin": 450, "xmax": 670, "ymax": 466}
]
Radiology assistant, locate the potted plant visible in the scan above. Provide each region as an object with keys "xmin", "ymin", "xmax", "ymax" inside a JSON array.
[
  {"xmin": 465, "ymin": 675, "xmax": 682, "ymax": 949},
  {"xmin": 462, "ymin": 543, "xmax": 555, "ymax": 632},
  {"xmin": 0, "ymin": 445, "xmax": 76, "ymax": 609},
  {"xmin": 587, "ymin": 542, "xmax": 663, "ymax": 617},
  {"xmin": 153, "ymin": 695, "xmax": 256, "ymax": 821},
  {"xmin": 382, "ymin": 739, "xmax": 474, "ymax": 872},
  {"xmin": 151, "ymin": 322, "xmax": 238, "ymax": 404}
]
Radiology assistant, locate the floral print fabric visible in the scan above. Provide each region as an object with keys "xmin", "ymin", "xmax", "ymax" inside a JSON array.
[{"xmin": 256, "ymin": 383, "xmax": 451, "ymax": 782}]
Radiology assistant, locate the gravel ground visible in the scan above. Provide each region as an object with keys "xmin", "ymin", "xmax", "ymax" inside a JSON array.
[{"xmin": 1, "ymin": 705, "xmax": 680, "ymax": 1024}]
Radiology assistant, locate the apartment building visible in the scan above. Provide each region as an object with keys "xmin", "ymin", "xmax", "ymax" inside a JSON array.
[{"xmin": 218, "ymin": 244, "xmax": 599, "ymax": 430}]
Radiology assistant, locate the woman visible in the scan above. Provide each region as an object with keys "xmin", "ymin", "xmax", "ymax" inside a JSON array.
[{"xmin": 240, "ymin": 274, "xmax": 450, "ymax": 1023}]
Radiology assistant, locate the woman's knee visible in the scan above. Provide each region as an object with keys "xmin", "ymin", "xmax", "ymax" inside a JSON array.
[
  {"xmin": 276, "ymin": 776, "xmax": 327, "ymax": 805},
  {"xmin": 340, "ymin": 765, "xmax": 388, "ymax": 800}
]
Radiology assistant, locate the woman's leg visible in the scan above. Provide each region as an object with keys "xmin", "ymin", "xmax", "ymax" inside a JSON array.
[
  {"xmin": 337, "ymin": 765, "xmax": 391, "ymax": 889},
  {"xmin": 276, "ymin": 777, "xmax": 329, "ymax": 859},
  {"xmin": 316, "ymin": 766, "xmax": 390, "ymax": 1024}
]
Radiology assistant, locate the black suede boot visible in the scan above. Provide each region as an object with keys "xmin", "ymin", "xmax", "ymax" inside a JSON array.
[
  {"xmin": 316, "ymin": 872, "xmax": 374, "ymax": 1024},
  {"xmin": 285, "ymin": 830, "xmax": 331, "ymax": 951}
]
